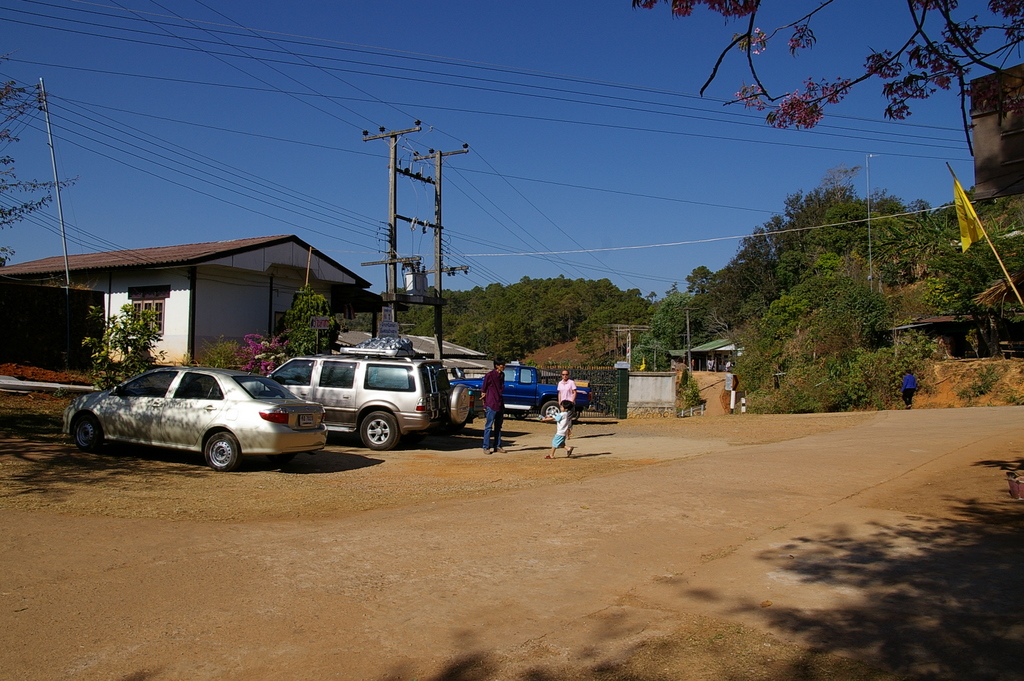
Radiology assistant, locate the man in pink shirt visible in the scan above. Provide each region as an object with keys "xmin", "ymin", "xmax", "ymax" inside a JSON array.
[{"xmin": 557, "ymin": 370, "xmax": 578, "ymax": 434}]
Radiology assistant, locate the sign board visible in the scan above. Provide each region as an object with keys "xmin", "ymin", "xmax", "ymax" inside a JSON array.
[
  {"xmin": 309, "ymin": 316, "xmax": 331, "ymax": 330},
  {"xmin": 381, "ymin": 306, "xmax": 395, "ymax": 323},
  {"xmin": 378, "ymin": 320, "xmax": 400, "ymax": 337}
]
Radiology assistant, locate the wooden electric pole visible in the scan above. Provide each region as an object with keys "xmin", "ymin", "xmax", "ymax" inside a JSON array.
[
  {"xmin": 413, "ymin": 145, "xmax": 470, "ymax": 359},
  {"xmin": 362, "ymin": 125, "xmax": 469, "ymax": 355},
  {"xmin": 362, "ymin": 123, "xmax": 422, "ymax": 296}
]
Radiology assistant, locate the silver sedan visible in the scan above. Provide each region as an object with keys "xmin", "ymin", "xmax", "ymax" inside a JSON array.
[{"xmin": 64, "ymin": 367, "xmax": 327, "ymax": 472}]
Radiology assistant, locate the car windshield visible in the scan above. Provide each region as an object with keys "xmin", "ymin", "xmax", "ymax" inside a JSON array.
[{"xmin": 234, "ymin": 375, "xmax": 297, "ymax": 400}]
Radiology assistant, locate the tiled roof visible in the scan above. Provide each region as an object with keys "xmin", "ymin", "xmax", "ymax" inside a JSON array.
[{"xmin": 0, "ymin": 234, "xmax": 352, "ymax": 278}]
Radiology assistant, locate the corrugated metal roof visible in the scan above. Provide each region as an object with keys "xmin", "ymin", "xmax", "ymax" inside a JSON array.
[
  {"xmin": 689, "ymin": 339, "xmax": 736, "ymax": 352},
  {"xmin": 0, "ymin": 235, "xmax": 370, "ymax": 287}
]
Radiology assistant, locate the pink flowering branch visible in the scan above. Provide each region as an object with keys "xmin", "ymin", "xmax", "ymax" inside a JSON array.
[{"xmin": 631, "ymin": 0, "xmax": 1024, "ymax": 149}]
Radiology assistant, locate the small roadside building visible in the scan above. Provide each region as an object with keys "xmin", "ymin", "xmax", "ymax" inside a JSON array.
[
  {"xmin": 0, "ymin": 235, "xmax": 383, "ymax": 364},
  {"xmin": 672, "ymin": 339, "xmax": 739, "ymax": 371}
]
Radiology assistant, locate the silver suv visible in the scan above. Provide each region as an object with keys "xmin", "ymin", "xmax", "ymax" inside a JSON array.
[{"xmin": 270, "ymin": 343, "xmax": 473, "ymax": 451}]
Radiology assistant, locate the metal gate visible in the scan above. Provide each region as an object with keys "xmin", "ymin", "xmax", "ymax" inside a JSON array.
[{"xmin": 538, "ymin": 367, "xmax": 618, "ymax": 417}]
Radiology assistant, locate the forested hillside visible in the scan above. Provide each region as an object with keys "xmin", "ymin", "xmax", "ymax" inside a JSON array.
[
  {"xmin": 353, "ymin": 166, "xmax": 1024, "ymax": 412},
  {"xmin": 394, "ymin": 277, "xmax": 653, "ymax": 362}
]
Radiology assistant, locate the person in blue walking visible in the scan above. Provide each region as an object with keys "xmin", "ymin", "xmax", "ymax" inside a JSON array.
[
  {"xmin": 901, "ymin": 370, "xmax": 918, "ymax": 409},
  {"xmin": 481, "ymin": 358, "xmax": 507, "ymax": 454}
]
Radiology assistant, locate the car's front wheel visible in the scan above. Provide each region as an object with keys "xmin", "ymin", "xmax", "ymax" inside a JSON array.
[
  {"xmin": 360, "ymin": 411, "xmax": 400, "ymax": 451},
  {"xmin": 204, "ymin": 431, "xmax": 243, "ymax": 472},
  {"xmin": 540, "ymin": 400, "xmax": 561, "ymax": 420},
  {"xmin": 72, "ymin": 413, "xmax": 104, "ymax": 453}
]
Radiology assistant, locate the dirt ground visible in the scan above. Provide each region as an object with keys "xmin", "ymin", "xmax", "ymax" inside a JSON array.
[
  {"xmin": 0, "ymin": 363, "xmax": 91, "ymax": 385},
  {"xmin": 2, "ymin": 360, "xmax": 1024, "ymax": 680},
  {"xmin": 0, "ymin": 411, "xmax": 873, "ymax": 522},
  {"xmin": 2, "ymin": 403, "xmax": 1023, "ymax": 681}
]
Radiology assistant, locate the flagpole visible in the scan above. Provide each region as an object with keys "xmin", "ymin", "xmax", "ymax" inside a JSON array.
[
  {"xmin": 979, "ymin": 223, "xmax": 1024, "ymax": 308},
  {"xmin": 947, "ymin": 164, "xmax": 1024, "ymax": 308}
]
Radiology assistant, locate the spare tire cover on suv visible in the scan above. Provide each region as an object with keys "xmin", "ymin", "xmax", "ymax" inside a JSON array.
[{"xmin": 448, "ymin": 384, "xmax": 472, "ymax": 427}]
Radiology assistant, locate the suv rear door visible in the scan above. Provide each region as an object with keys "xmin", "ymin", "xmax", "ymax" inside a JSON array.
[
  {"xmin": 311, "ymin": 359, "xmax": 359, "ymax": 428},
  {"xmin": 270, "ymin": 359, "xmax": 315, "ymax": 400}
]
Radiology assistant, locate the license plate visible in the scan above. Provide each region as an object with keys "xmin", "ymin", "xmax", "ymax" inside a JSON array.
[{"xmin": 298, "ymin": 413, "xmax": 314, "ymax": 427}]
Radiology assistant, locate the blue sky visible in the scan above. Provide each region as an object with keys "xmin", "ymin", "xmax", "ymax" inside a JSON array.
[{"xmin": 1, "ymin": 0, "xmax": 977, "ymax": 297}]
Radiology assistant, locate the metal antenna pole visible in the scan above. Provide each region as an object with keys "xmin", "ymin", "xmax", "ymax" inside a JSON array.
[
  {"xmin": 866, "ymin": 154, "xmax": 876, "ymax": 292},
  {"xmin": 39, "ymin": 78, "xmax": 72, "ymax": 366}
]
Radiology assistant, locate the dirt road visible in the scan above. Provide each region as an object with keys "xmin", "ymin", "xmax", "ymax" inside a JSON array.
[{"xmin": 2, "ymin": 408, "xmax": 1023, "ymax": 681}]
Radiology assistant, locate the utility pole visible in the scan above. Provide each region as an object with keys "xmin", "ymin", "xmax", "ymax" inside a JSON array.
[
  {"xmin": 38, "ymin": 78, "xmax": 72, "ymax": 367},
  {"xmin": 685, "ymin": 308, "xmax": 692, "ymax": 371},
  {"xmin": 609, "ymin": 324, "xmax": 649, "ymax": 367},
  {"xmin": 362, "ymin": 124, "xmax": 469, "ymax": 352},
  {"xmin": 362, "ymin": 123, "xmax": 422, "ymax": 295},
  {"xmin": 413, "ymin": 145, "xmax": 470, "ymax": 359},
  {"xmin": 866, "ymin": 153, "xmax": 877, "ymax": 293}
]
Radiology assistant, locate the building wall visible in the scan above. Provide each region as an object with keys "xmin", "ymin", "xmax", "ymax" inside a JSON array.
[
  {"xmin": 67, "ymin": 258, "xmax": 347, "ymax": 364},
  {"xmin": 69, "ymin": 268, "xmax": 193, "ymax": 363},
  {"xmin": 194, "ymin": 267, "xmax": 271, "ymax": 351},
  {"xmin": 193, "ymin": 266, "xmax": 337, "ymax": 357}
]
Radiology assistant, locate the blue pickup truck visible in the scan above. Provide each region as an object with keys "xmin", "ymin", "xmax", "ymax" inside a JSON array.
[{"xmin": 452, "ymin": 363, "xmax": 591, "ymax": 419}]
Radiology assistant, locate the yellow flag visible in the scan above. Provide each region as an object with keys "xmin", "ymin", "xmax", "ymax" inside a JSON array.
[{"xmin": 951, "ymin": 173, "xmax": 983, "ymax": 252}]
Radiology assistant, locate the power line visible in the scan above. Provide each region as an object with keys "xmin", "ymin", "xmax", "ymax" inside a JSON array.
[
  {"xmin": 2, "ymin": 0, "xmax": 969, "ymax": 149},
  {"xmin": 15, "ymin": 0, "xmax": 966, "ymax": 136},
  {"xmin": 458, "ymin": 204, "xmax": 955, "ymax": 257}
]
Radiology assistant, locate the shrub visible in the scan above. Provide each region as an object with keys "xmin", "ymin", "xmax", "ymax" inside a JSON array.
[
  {"xmin": 83, "ymin": 304, "xmax": 165, "ymax": 389},
  {"xmin": 956, "ymin": 364, "xmax": 1001, "ymax": 402},
  {"xmin": 278, "ymin": 286, "xmax": 338, "ymax": 356},
  {"xmin": 196, "ymin": 337, "xmax": 243, "ymax": 369},
  {"xmin": 677, "ymin": 370, "xmax": 703, "ymax": 409}
]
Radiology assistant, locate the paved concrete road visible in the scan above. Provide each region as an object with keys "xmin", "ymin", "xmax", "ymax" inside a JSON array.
[{"xmin": 2, "ymin": 407, "xmax": 1022, "ymax": 680}]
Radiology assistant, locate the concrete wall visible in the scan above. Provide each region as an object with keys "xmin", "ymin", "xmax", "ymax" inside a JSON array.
[
  {"xmin": 627, "ymin": 371, "xmax": 676, "ymax": 418},
  {"xmin": 74, "ymin": 268, "xmax": 193, "ymax": 364},
  {"xmin": 194, "ymin": 267, "xmax": 272, "ymax": 351}
]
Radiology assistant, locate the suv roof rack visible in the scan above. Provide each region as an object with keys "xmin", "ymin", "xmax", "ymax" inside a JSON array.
[
  {"xmin": 340, "ymin": 337, "xmax": 416, "ymax": 357},
  {"xmin": 338, "ymin": 346, "xmax": 415, "ymax": 357}
]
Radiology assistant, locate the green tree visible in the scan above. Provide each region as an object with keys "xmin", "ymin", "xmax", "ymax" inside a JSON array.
[
  {"xmin": 84, "ymin": 304, "xmax": 166, "ymax": 388},
  {"xmin": 647, "ymin": 291, "xmax": 695, "ymax": 352},
  {"xmin": 402, "ymin": 277, "xmax": 652, "ymax": 363},
  {"xmin": 875, "ymin": 207, "xmax": 952, "ymax": 286},
  {"xmin": 278, "ymin": 286, "xmax": 338, "ymax": 356},
  {"xmin": 685, "ymin": 266, "xmax": 714, "ymax": 295},
  {"xmin": 737, "ymin": 275, "xmax": 895, "ymax": 413}
]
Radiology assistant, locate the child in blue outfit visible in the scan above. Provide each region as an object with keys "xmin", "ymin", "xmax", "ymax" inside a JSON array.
[{"xmin": 540, "ymin": 400, "xmax": 576, "ymax": 459}]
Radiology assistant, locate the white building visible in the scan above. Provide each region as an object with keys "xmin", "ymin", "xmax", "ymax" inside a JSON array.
[{"xmin": 1, "ymin": 235, "xmax": 382, "ymax": 363}]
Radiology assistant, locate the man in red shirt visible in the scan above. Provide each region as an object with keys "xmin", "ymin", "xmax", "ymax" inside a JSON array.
[{"xmin": 481, "ymin": 358, "xmax": 506, "ymax": 454}]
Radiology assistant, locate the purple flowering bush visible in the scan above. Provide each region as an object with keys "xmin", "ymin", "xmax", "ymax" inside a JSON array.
[{"xmin": 238, "ymin": 333, "xmax": 289, "ymax": 375}]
